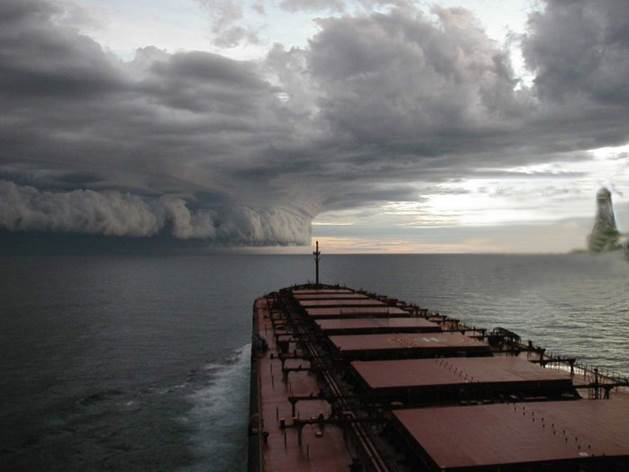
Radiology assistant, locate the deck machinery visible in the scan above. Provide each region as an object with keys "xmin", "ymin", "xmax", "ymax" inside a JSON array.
[{"xmin": 249, "ymin": 285, "xmax": 629, "ymax": 471}]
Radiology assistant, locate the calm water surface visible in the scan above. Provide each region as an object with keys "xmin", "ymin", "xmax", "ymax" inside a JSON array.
[{"xmin": 1, "ymin": 254, "xmax": 627, "ymax": 471}]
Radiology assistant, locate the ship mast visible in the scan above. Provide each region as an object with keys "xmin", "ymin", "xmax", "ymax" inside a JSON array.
[{"xmin": 313, "ymin": 240, "xmax": 321, "ymax": 287}]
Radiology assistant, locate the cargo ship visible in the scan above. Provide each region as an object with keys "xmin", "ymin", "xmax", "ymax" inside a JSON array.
[{"xmin": 248, "ymin": 245, "xmax": 629, "ymax": 471}]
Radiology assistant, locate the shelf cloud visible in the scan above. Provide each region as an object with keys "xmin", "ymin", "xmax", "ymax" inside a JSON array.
[
  {"xmin": 0, "ymin": 0, "xmax": 628, "ymax": 246},
  {"xmin": 0, "ymin": 181, "xmax": 311, "ymax": 244}
]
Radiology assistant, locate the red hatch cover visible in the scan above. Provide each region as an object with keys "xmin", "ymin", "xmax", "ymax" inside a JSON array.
[
  {"xmin": 352, "ymin": 357, "xmax": 572, "ymax": 391},
  {"xmin": 329, "ymin": 332, "xmax": 490, "ymax": 359},
  {"xmin": 316, "ymin": 317, "xmax": 440, "ymax": 334},
  {"xmin": 292, "ymin": 289, "xmax": 354, "ymax": 294},
  {"xmin": 305, "ymin": 306, "xmax": 410, "ymax": 318},
  {"xmin": 294, "ymin": 293, "xmax": 368, "ymax": 301},
  {"xmin": 393, "ymin": 400, "xmax": 629, "ymax": 470},
  {"xmin": 298, "ymin": 298, "xmax": 386, "ymax": 308}
]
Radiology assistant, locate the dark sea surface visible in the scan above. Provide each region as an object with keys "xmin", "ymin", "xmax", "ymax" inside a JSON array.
[{"xmin": 1, "ymin": 253, "xmax": 628, "ymax": 471}]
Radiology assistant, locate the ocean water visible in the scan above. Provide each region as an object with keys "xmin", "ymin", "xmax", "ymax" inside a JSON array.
[{"xmin": 1, "ymin": 253, "xmax": 628, "ymax": 471}]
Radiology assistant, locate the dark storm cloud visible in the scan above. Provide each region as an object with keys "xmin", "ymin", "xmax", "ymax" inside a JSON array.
[
  {"xmin": 304, "ymin": 3, "xmax": 629, "ymax": 158},
  {"xmin": 0, "ymin": 0, "xmax": 628, "ymax": 244},
  {"xmin": 523, "ymin": 0, "xmax": 629, "ymax": 105},
  {"xmin": 0, "ymin": 0, "xmax": 311, "ymax": 243},
  {"xmin": 306, "ymin": 7, "xmax": 525, "ymax": 150},
  {"xmin": 0, "ymin": 1, "xmax": 125, "ymax": 100}
]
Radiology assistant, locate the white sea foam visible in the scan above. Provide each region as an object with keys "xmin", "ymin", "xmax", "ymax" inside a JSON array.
[{"xmin": 182, "ymin": 344, "xmax": 251, "ymax": 472}]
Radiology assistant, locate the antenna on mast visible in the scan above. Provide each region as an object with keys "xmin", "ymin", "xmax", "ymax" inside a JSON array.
[{"xmin": 313, "ymin": 240, "xmax": 321, "ymax": 287}]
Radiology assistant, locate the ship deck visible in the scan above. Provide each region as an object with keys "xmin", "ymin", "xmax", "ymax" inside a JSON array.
[
  {"xmin": 294, "ymin": 293, "xmax": 369, "ymax": 300},
  {"xmin": 315, "ymin": 317, "xmax": 441, "ymax": 335},
  {"xmin": 249, "ymin": 284, "xmax": 629, "ymax": 472},
  {"xmin": 251, "ymin": 298, "xmax": 353, "ymax": 471}
]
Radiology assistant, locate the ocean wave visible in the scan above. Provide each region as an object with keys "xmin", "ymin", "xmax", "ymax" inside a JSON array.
[{"xmin": 180, "ymin": 344, "xmax": 251, "ymax": 472}]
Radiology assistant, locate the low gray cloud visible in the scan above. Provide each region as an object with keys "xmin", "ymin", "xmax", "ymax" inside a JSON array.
[
  {"xmin": 0, "ymin": 0, "xmax": 627, "ymax": 246},
  {"xmin": 0, "ymin": 181, "xmax": 162, "ymax": 237},
  {"xmin": 0, "ymin": 181, "xmax": 311, "ymax": 244}
]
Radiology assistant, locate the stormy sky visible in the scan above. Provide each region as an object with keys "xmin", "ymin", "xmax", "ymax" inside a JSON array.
[{"xmin": 1, "ymin": 0, "xmax": 628, "ymax": 252}]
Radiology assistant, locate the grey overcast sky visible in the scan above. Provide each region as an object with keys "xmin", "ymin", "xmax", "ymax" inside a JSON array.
[{"xmin": 1, "ymin": 0, "xmax": 628, "ymax": 252}]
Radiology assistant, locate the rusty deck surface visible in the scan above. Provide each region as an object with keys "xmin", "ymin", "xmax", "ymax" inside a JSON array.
[
  {"xmin": 393, "ymin": 399, "xmax": 629, "ymax": 470},
  {"xmin": 352, "ymin": 357, "xmax": 573, "ymax": 391},
  {"xmin": 315, "ymin": 317, "xmax": 441, "ymax": 335},
  {"xmin": 293, "ymin": 293, "xmax": 368, "ymax": 300},
  {"xmin": 253, "ymin": 298, "xmax": 353, "ymax": 471},
  {"xmin": 292, "ymin": 289, "xmax": 354, "ymax": 294},
  {"xmin": 329, "ymin": 332, "xmax": 491, "ymax": 359},
  {"xmin": 297, "ymin": 298, "xmax": 386, "ymax": 308},
  {"xmin": 304, "ymin": 306, "xmax": 410, "ymax": 318}
]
